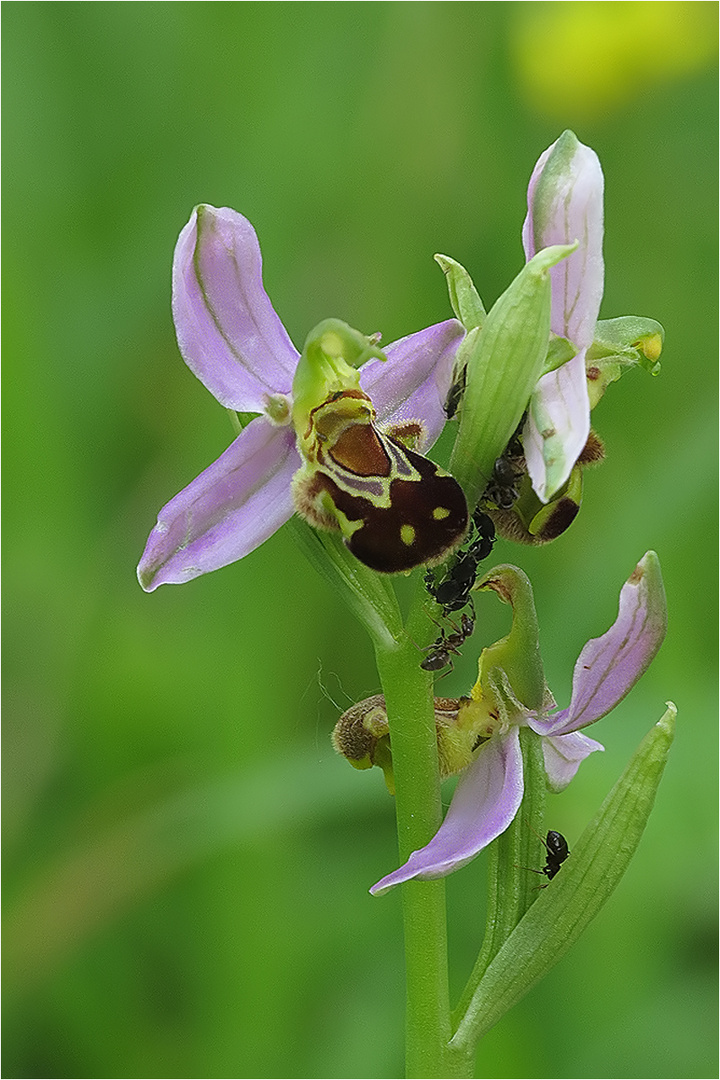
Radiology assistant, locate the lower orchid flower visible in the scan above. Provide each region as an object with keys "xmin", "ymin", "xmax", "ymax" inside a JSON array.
[
  {"xmin": 137, "ymin": 204, "xmax": 465, "ymax": 591},
  {"xmin": 363, "ymin": 550, "xmax": 667, "ymax": 894}
]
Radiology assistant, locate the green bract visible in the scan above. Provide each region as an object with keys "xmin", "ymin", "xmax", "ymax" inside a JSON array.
[
  {"xmin": 434, "ymin": 253, "xmax": 487, "ymax": 331},
  {"xmin": 448, "ymin": 243, "xmax": 578, "ymax": 509},
  {"xmin": 451, "ymin": 703, "xmax": 677, "ymax": 1049}
]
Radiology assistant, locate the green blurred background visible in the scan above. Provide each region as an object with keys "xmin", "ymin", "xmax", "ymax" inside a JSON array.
[{"xmin": 4, "ymin": 3, "xmax": 717, "ymax": 1077}]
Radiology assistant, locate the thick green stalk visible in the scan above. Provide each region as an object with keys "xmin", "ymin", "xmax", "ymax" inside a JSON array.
[
  {"xmin": 288, "ymin": 499, "xmax": 465, "ymax": 1073},
  {"xmin": 373, "ymin": 596, "xmax": 473, "ymax": 1079}
]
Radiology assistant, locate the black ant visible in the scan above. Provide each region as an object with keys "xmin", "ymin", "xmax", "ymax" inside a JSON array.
[
  {"xmin": 421, "ymin": 510, "xmax": 495, "ymax": 673},
  {"xmin": 425, "ymin": 509, "xmax": 495, "ymax": 612},
  {"xmin": 419, "ymin": 612, "xmax": 475, "ymax": 675},
  {"xmin": 523, "ymin": 829, "xmax": 570, "ymax": 887}
]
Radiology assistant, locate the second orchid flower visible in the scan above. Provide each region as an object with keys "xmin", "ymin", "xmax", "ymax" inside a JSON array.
[{"xmin": 334, "ymin": 551, "xmax": 667, "ymax": 893}]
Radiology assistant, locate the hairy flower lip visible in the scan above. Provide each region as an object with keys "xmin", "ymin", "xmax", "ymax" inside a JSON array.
[
  {"xmin": 138, "ymin": 204, "xmax": 465, "ymax": 591},
  {"xmin": 370, "ymin": 551, "xmax": 666, "ymax": 894}
]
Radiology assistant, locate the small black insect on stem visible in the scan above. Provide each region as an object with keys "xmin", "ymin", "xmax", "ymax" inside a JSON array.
[
  {"xmin": 480, "ymin": 429, "xmax": 526, "ymax": 512},
  {"xmin": 484, "ymin": 455, "xmax": 521, "ymax": 510},
  {"xmin": 526, "ymin": 830, "xmax": 570, "ymax": 887},
  {"xmin": 419, "ymin": 612, "xmax": 475, "ymax": 676},
  {"xmin": 421, "ymin": 509, "xmax": 496, "ymax": 673},
  {"xmin": 420, "ymin": 432, "xmax": 526, "ymax": 673}
]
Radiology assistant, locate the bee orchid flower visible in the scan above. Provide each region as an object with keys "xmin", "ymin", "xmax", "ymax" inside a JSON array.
[
  {"xmin": 137, "ymin": 205, "xmax": 465, "ymax": 591},
  {"xmin": 370, "ymin": 551, "xmax": 667, "ymax": 894}
]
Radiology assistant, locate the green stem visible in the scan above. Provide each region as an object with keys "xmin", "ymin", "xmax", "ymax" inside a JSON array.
[
  {"xmin": 373, "ymin": 595, "xmax": 473, "ymax": 1079},
  {"xmin": 288, "ymin": 518, "xmax": 402, "ymax": 649},
  {"xmin": 452, "ymin": 727, "xmax": 546, "ymax": 1032}
]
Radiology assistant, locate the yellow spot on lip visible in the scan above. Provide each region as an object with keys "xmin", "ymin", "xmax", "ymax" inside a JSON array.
[
  {"xmin": 400, "ymin": 524, "xmax": 416, "ymax": 546},
  {"xmin": 433, "ymin": 506, "xmax": 450, "ymax": 520}
]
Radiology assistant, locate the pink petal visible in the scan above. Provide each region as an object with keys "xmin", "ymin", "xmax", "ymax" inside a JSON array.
[
  {"xmin": 523, "ymin": 133, "xmax": 604, "ymax": 351},
  {"xmin": 523, "ymin": 351, "xmax": 591, "ymax": 503},
  {"xmin": 360, "ymin": 319, "xmax": 464, "ymax": 449},
  {"xmin": 370, "ymin": 728, "xmax": 523, "ymax": 895},
  {"xmin": 138, "ymin": 418, "xmax": 299, "ymax": 591},
  {"xmin": 173, "ymin": 205, "xmax": 299, "ymax": 410},
  {"xmin": 540, "ymin": 731, "xmax": 604, "ymax": 793},
  {"xmin": 536, "ymin": 552, "xmax": 667, "ymax": 736},
  {"xmin": 522, "ymin": 132, "xmax": 604, "ymax": 501}
]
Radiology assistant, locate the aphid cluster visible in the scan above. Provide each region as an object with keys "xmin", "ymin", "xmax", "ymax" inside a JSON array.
[
  {"xmin": 424, "ymin": 509, "xmax": 495, "ymax": 614},
  {"xmin": 420, "ymin": 509, "xmax": 496, "ymax": 674}
]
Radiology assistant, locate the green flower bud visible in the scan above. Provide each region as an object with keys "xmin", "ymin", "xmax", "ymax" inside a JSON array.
[{"xmin": 449, "ymin": 243, "xmax": 578, "ymax": 509}]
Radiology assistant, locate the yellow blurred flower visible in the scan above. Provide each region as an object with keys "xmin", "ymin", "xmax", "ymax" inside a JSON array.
[{"xmin": 512, "ymin": 1, "xmax": 717, "ymax": 120}]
